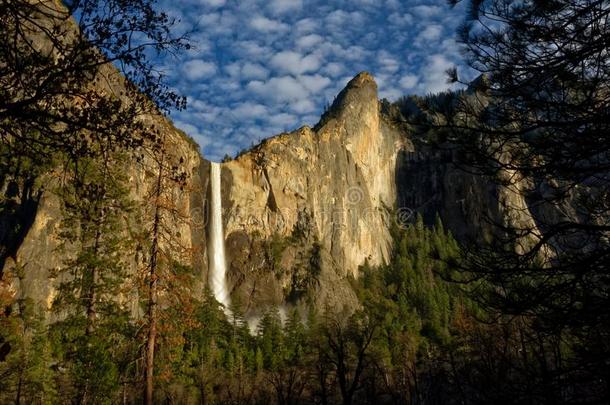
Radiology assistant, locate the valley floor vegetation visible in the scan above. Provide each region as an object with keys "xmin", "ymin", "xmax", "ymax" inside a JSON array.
[
  {"xmin": 0, "ymin": 216, "xmax": 473, "ymax": 404},
  {"xmin": 2, "ymin": 215, "xmax": 601, "ymax": 404}
]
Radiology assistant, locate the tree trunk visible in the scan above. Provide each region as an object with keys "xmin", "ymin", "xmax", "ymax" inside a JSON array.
[
  {"xmin": 15, "ymin": 366, "xmax": 23, "ymax": 405},
  {"xmin": 85, "ymin": 223, "xmax": 102, "ymax": 336},
  {"xmin": 144, "ymin": 155, "xmax": 164, "ymax": 405},
  {"xmin": 144, "ymin": 272, "xmax": 157, "ymax": 405}
]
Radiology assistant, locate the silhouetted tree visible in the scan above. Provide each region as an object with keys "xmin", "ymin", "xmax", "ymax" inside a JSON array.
[
  {"xmin": 0, "ymin": 0, "xmax": 189, "ymax": 278},
  {"xmin": 317, "ymin": 310, "xmax": 378, "ymax": 405},
  {"xmin": 430, "ymin": 0, "xmax": 610, "ymax": 401}
]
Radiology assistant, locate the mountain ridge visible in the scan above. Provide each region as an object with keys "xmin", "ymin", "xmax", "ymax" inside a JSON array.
[{"xmin": 4, "ymin": 70, "xmax": 539, "ymax": 316}]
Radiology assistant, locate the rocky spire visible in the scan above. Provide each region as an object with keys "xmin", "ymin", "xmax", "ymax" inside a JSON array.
[{"xmin": 315, "ymin": 71, "xmax": 378, "ymax": 131}]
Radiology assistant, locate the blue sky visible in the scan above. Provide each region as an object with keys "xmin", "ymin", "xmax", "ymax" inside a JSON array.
[{"xmin": 157, "ymin": 0, "xmax": 469, "ymax": 161}]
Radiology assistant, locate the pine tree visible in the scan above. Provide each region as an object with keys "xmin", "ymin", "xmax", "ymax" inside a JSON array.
[
  {"xmin": 440, "ymin": 1, "xmax": 610, "ymax": 398},
  {"xmin": 51, "ymin": 152, "xmax": 137, "ymax": 403},
  {"xmin": 257, "ymin": 306, "xmax": 284, "ymax": 371},
  {"xmin": 284, "ymin": 309, "xmax": 305, "ymax": 363},
  {"xmin": 0, "ymin": 292, "xmax": 57, "ymax": 404},
  {"xmin": 139, "ymin": 131, "xmax": 192, "ymax": 404},
  {"xmin": 0, "ymin": 0, "xmax": 189, "ymax": 304}
]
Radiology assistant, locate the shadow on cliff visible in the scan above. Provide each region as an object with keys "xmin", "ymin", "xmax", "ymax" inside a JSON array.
[
  {"xmin": 394, "ymin": 148, "xmax": 450, "ymax": 227},
  {"xmin": 393, "ymin": 146, "xmax": 501, "ymax": 245},
  {"xmin": 0, "ymin": 177, "xmax": 42, "ymax": 278}
]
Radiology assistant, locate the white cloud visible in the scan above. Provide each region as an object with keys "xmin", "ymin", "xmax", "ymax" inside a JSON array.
[
  {"xmin": 199, "ymin": 0, "xmax": 226, "ymax": 8},
  {"xmin": 294, "ymin": 18, "xmax": 319, "ymax": 34},
  {"xmin": 379, "ymin": 87, "xmax": 402, "ymax": 100},
  {"xmin": 235, "ymin": 41, "xmax": 272, "ymax": 59},
  {"xmin": 232, "ymin": 102, "xmax": 269, "ymax": 120},
  {"xmin": 188, "ymin": 109, "xmax": 220, "ymax": 123},
  {"xmin": 378, "ymin": 51, "xmax": 400, "ymax": 73},
  {"xmin": 174, "ymin": 121, "xmax": 200, "ymax": 138},
  {"xmin": 216, "ymin": 78, "xmax": 241, "ymax": 92},
  {"xmin": 411, "ymin": 5, "xmax": 442, "ymax": 18},
  {"xmin": 241, "ymin": 63, "xmax": 269, "ymax": 80},
  {"xmin": 197, "ymin": 10, "xmax": 237, "ymax": 35},
  {"xmin": 296, "ymin": 34, "xmax": 324, "ymax": 49},
  {"xmin": 326, "ymin": 10, "xmax": 365, "ymax": 27},
  {"xmin": 298, "ymin": 74, "xmax": 331, "ymax": 93},
  {"xmin": 197, "ymin": 12, "xmax": 219, "ymax": 26},
  {"xmin": 268, "ymin": 113, "xmax": 298, "ymax": 128},
  {"xmin": 375, "ymin": 69, "xmax": 409, "ymax": 99},
  {"xmin": 362, "ymin": 32, "xmax": 377, "ymax": 45},
  {"xmin": 173, "ymin": 120, "xmax": 214, "ymax": 152},
  {"xmin": 415, "ymin": 25, "xmax": 442, "ymax": 45},
  {"xmin": 182, "ymin": 59, "xmax": 217, "ymax": 80},
  {"xmin": 290, "ymin": 99, "xmax": 316, "ymax": 114},
  {"xmin": 268, "ymin": 0, "xmax": 302, "ymax": 14},
  {"xmin": 188, "ymin": 99, "xmax": 208, "ymax": 111},
  {"xmin": 385, "ymin": 0, "xmax": 402, "ymax": 10},
  {"xmin": 313, "ymin": 40, "xmax": 346, "ymax": 58},
  {"xmin": 225, "ymin": 62, "xmax": 241, "ymax": 78},
  {"xmin": 247, "ymin": 76, "xmax": 308, "ymax": 102},
  {"xmin": 419, "ymin": 54, "xmax": 455, "ymax": 94},
  {"xmin": 250, "ymin": 15, "xmax": 288, "ymax": 32},
  {"xmin": 156, "ymin": 0, "xmax": 469, "ymax": 160},
  {"xmin": 302, "ymin": 114, "xmax": 320, "ymax": 125},
  {"xmin": 344, "ymin": 46, "xmax": 367, "ymax": 61},
  {"xmin": 399, "ymin": 74, "xmax": 418, "ymax": 90},
  {"xmin": 322, "ymin": 62, "xmax": 344, "ymax": 77},
  {"xmin": 186, "ymin": 34, "xmax": 213, "ymax": 55},
  {"xmin": 388, "ymin": 12, "xmax": 413, "ymax": 26},
  {"xmin": 270, "ymin": 51, "xmax": 321, "ymax": 75}
]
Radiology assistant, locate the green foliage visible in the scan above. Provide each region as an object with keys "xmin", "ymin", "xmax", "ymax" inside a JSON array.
[
  {"xmin": 267, "ymin": 233, "xmax": 288, "ymax": 273},
  {"xmin": 359, "ymin": 214, "xmax": 462, "ymax": 348},
  {"xmin": 284, "ymin": 309, "xmax": 305, "ymax": 363},
  {"xmin": 0, "ymin": 214, "xmax": 475, "ymax": 404},
  {"xmin": 257, "ymin": 307, "xmax": 284, "ymax": 370},
  {"xmin": 0, "ymin": 298, "xmax": 57, "ymax": 404},
  {"xmin": 288, "ymin": 241, "xmax": 322, "ymax": 302},
  {"xmin": 49, "ymin": 155, "xmax": 138, "ymax": 403}
]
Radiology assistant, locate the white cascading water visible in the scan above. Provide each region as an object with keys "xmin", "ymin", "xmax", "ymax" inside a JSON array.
[{"xmin": 208, "ymin": 162, "xmax": 231, "ymax": 310}]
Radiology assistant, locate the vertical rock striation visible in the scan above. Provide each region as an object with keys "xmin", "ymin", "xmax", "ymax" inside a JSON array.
[
  {"xmin": 3, "ymin": 71, "xmax": 549, "ymax": 316},
  {"xmin": 219, "ymin": 72, "xmax": 408, "ymax": 311}
]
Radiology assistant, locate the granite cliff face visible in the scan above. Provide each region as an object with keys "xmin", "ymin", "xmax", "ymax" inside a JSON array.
[
  {"xmin": 2, "ymin": 71, "xmax": 544, "ymax": 316},
  {"xmin": 218, "ymin": 73, "xmax": 407, "ymax": 312},
  {"xmin": 2, "ymin": 102, "xmax": 207, "ymax": 315}
]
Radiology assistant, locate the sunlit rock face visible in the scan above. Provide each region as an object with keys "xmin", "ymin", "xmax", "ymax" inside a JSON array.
[
  {"xmin": 212, "ymin": 72, "xmax": 551, "ymax": 313},
  {"xmin": 4, "ymin": 71, "xmax": 548, "ymax": 316},
  {"xmin": 218, "ymin": 73, "xmax": 411, "ymax": 312}
]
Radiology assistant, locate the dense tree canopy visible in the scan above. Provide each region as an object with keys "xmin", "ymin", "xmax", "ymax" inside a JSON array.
[
  {"xmin": 2, "ymin": 0, "xmax": 609, "ymax": 403},
  {"xmin": 0, "ymin": 1, "xmax": 191, "ymax": 402},
  {"xmin": 423, "ymin": 0, "xmax": 610, "ymax": 401}
]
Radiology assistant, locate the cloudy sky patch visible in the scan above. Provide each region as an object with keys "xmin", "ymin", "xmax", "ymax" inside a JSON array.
[{"xmin": 158, "ymin": 0, "xmax": 470, "ymax": 161}]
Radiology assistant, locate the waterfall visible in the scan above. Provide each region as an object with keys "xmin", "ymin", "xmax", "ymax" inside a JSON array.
[{"xmin": 208, "ymin": 162, "xmax": 231, "ymax": 309}]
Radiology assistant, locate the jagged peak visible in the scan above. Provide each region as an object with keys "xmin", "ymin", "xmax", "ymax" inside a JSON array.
[
  {"xmin": 346, "ymin": 71, "xmax": 376, "ymax": 89},
  {"xmin": 315, "ymin": 71, "xmax": 378, "ymax": 130}
]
